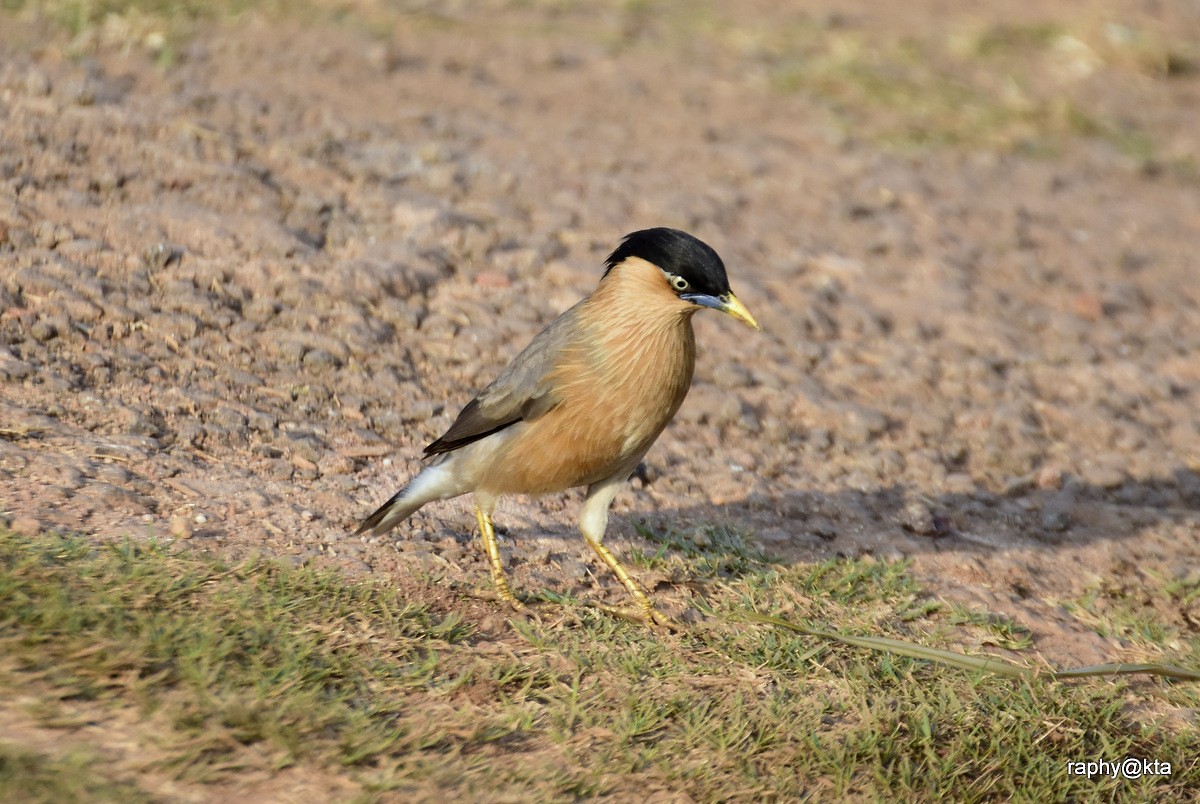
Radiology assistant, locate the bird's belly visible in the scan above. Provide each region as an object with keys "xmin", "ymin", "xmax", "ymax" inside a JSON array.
[
  {"xmin": 474, "ymin": 389, "xmax": 677, "ymax": 496},
  {"xmin": 471, "ymin": 312, "xmax": 695, "ymax": 497}
]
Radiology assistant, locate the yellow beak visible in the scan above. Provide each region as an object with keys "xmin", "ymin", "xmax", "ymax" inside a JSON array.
[{"xmin": 718, "ymin": 292, "xmax": 760, "ymax": 331}]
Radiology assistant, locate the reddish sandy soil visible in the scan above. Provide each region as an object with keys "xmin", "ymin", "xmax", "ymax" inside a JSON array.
[{"xmin": 2, "ymin": 0, "xmax": 1200, "ymax": 676}]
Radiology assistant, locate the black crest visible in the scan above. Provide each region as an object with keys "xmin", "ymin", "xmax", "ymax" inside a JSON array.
[{"xmin": 604, "ymin": 228, "xmax": 730, "ymax": 298}]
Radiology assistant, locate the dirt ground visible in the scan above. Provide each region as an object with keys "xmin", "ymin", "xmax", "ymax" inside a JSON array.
[{"xmin": 3, "ymin": 0, "xmax": 1200, "ymax": 689}]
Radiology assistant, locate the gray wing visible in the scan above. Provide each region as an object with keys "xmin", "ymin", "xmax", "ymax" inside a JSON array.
[{"xmin": 423, "ymin": 300, "xmax": 584, "ymax": 456}]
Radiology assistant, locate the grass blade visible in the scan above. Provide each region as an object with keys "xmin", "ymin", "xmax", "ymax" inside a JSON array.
[{"xmin": 742, "ymin": 611, "xmax": 1200, "ymax": 681}]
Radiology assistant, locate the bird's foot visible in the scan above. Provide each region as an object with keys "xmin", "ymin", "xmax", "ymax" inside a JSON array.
[
  {"xmin": 493, "ymin": 578, "xmax": 527, "ymax": 611},
  {"xmin": 645, "ymin": 606, "xmax": 680, "ymax": 631},
  {"xmin": 470, "ymin": 586, "xmax": 528, "ymax": 611},
  {"xmin": 590, "ymin": 601, "xmax": 680, "ymax": 632}
]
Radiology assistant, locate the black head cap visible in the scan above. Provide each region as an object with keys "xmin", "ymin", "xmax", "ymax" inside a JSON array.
[{"xmin": 604, "ymin": 227, "xmax": 731, "ymax": 297}]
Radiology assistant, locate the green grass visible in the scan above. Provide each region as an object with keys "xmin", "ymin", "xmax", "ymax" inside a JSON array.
[
  {"xmin": 946, "ymin": 603, "xmax": 1034, "ymax": 651},
  {"xmin": 3, "ymin": 0, "xmax": 277, "ymax": 34},
  {"xmin": 0, "ymin": 742, "xmax": 153, "ymax": 804},
  {"xmin": 2, "ymin": 527, "xmax": 1198, "ymax": 799},
  {"xmin": 1064, "ymin": 573, "xmax": 1200, "ymax": 664}
]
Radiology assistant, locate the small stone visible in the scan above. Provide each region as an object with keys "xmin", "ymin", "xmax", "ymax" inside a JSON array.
[
  {"xmin": 291, "ymin": 453, "xmax": 319, "ymax": 479},
  {"xmin": 58, "ymin": 465, "xmax": 87, "ymax": 489},
  {"xmin": 29, "ymin": 319, "xmax": 59, "ymax": 341},
  {"xmin": 11, "ymin": 516, "xmax": 42, "ymax": 536},
  {"xmin": 269, "ymin": 459, "xmax": 294, "ymax": 481},
  {"xmin": 943, "ymin": 473, "xmax": 976, "ymax": 494},
  {"xmin": 253, "ymin": 443, "xmax": 284, "ymax": 459},
  {"xmin": 631, "ymin": 462, "xmax": 660, "ymax": 487},
  {"xmin": 170, "ymin": 515, "xmax": 193, "ymax": 539},
  {"xmin": 302, "ymin": 348, "xmax": 339, "ymax": 370},
  {"xmin": 808, "ymin": 518, "xmax": 838, "ymax": 541},
  {"xmin": 33, "ymin": 220, "xmax": 72, "ymax": 248},
  {"xmin": 899, "ymin": 500, "xmax": 936, "ymax": 535},
  {"xmin": 478, "ymin": 615, "xmax": 505, "ymax": 633},
  {"xmin": 1040, "ymin": 506, "xmax": 1072, "ymax": 532},
  {"xmin": 1036, "ymin": 465, "xmax": 1064, "ymax": 490},
  {"xmin": 527, "ymin": 546, "xmax": 553, "ymax": 565},
  {"xmin": 209, "ymin": 406, "xmax": 249, "ymax": 437},
  {"xmin": 1081, "ymin": 464, "xmax": 1126, "ymax": 489},
  {"xmin": 1071, "ymin": 292, "xmax": 1105, "ymax": 321},
  {"xmin": 143, "ymin": 242, "xmax": 184, "ymax": 269},
  {"xmin": 842, "ymin": 407, "xmax": 888, "ymax": 445},
  {"xmin": 561, "ymin": 560, "xmax": 590, "ymax": 581},
  {"xmin": 0, "ymin": 348, "xmax": 33, "ymax": 380},
  {"xmin": 87, "ymin": 482, "xmax": 132, "ymax": 506},
  {"xmin": 327, "ymin": 474, "xmax": 359, "ymax": 493},
  {"xmin": 870, "ymin": 449, "xmax": 906, "ymax": 478},
  {"xmin": 757, "ymin": 528, "xmax": 792, "ymax": 544},
  {"xmin": 474, "ymin": 271, "xmax": 512, "ymax": 289},
  {"xmin": 57, "ymin": 238, "xmax": 104, "ymax": 256},
  {"xmin": 24, "ymin": 67, "xmax": 52, "ymax": 96},
  {"xmin": 95, "ymin": 464, "xmax": 130, "ymax": 485},
  {"xmin": 805, "ymin": 428, "xmax": 833, "ymax": 454},
  {"xmin": 248, "ymin": 411, "xmax": 278, "ymax": 433}
]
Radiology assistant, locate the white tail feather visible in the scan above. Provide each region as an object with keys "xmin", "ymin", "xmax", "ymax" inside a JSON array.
[{"xmin": 356, "ymin": 461, "xmax": 468, "ymax": 535}]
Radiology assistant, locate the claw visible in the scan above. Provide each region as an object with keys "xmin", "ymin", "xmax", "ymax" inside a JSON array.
[
  {"xmin": 582, "ymin": 537, "xmax": 679, "ymax": 630},
  {"xmin": 590, "ymin": 601, "xmax": 680, "ymax": 632}
]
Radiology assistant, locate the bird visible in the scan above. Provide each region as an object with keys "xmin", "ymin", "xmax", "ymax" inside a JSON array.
[{"xmin": 356, "ymin": 227, "xmax": 759, "ymax": 626}]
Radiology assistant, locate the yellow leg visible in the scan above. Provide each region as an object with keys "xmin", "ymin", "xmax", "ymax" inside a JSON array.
[
  {"xmin": 580, "ymin": 475, "xmax": 675, "ymax": 629},
  {"xmin": 475, "ymin": 505, "xmax": 524, "ymax": 611},
  {"xmin": 584, "ymin": 536, "xmax": 675, "ymax": 629}
]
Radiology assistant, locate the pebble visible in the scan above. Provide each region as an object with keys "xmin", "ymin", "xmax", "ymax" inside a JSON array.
[
  {"xmin": 942, "ymin": 473, "xmax": 976, "ymax": 494},
  {"xmin": 87, "ymin": 482, "xmax": 136, "ymax": 506},
  {"xmin": 95, "ymin": 464, "xmax": 131, "ymax": 485},
  {"xmin": 303, "ymin": 348, "xmax": 340, "ymax": 370},
  {"xmin": 248, "ymin": 411, "xmax": 278, "ymax": 433},
  {"xmin": 843, "ymin": 407, "xmax": 888, "ymax": 444},
  {"xmin": 29, "ymin": 319, "xmax": 59, "ymax": 341},
  {"xmin": 209, "ymin": 407, "xmax": 249, "ymax": 437},
  {"xmin": 1035, "ymin": 465, "xmax": 1064, "ymax": 490},
  {"xmin": 170, "ymin": 515, "xmax": 194, "ymax": 539},
  {"xmin": 24, "ymin": 67, "xmax": 52, "ymax": 96},
  {"xmin": 1040, "ymin": 506, "xmax": 1072, "ymax": 532},
  {"xmin": 0, "ymin": 349, "xmax": 33, "ymax": 381},
  {"xmin": 898, "ymin": 499, "xmax": 937, "ymax": 536},
  {"xmin": 10, "ymin": 516, "xmax": 42, "ymax": 536},
  {"xmin": 1081, "ymin": 464, "xmax": 1127, "ymax": 490},
  {"xmin": 269, "ymin": 459, "xmax": 295, "ymax": 481}
]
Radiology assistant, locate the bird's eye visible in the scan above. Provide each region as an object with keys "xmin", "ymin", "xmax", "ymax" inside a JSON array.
[{"xmin": 670, "ymin": 275, "xmax": 690, "ymax": 292}]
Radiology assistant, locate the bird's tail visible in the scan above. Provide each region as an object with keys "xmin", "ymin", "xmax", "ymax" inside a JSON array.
[{"xmin": 354, "ymin": 461, "xmax": 467, "ymax": 536}]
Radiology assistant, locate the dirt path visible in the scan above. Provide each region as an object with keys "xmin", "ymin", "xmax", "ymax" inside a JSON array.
[{"xmin": 3, "ymin": 1, "xmax": 1199, "ymax": 675}]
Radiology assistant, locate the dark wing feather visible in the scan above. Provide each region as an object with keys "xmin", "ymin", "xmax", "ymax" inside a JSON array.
[{"xmin": 423, "ymin": 301, "xmax": 583, "ymax": 456}]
